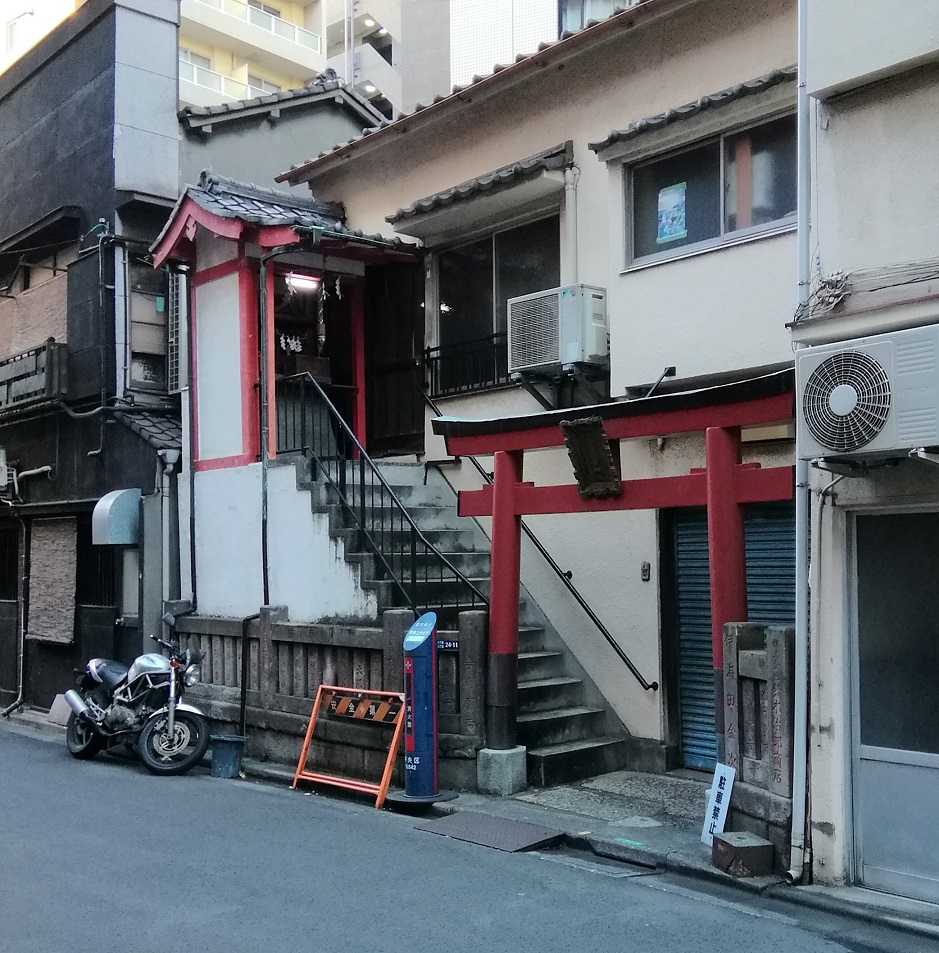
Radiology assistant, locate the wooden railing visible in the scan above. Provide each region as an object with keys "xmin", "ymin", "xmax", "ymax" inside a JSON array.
[{"xmin": 0, "ymin": 340, "xmax": 67, "ymax": 413}]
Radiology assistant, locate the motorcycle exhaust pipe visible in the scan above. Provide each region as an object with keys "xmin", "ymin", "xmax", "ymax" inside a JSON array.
[{"xmin": 64, "ymin": 690, "xmax": 102, "ymax": 731}]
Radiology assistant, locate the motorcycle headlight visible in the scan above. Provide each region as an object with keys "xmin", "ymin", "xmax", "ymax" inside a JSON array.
[{"xmin": 184, "ymin": 664, "xmax": 201, "ymax": 687}]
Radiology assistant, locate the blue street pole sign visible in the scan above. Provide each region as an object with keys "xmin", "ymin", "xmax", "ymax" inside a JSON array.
[{"xmin": 403, "ymin": 611, "xmax": 438, "ymax": 799}]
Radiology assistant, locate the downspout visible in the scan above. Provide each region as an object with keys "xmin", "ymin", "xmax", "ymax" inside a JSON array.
[
  {"xmin": 158, "ymin": 450, "xmax": 181, "ymax": 641},
  {"xmin": 1, "ymin": 515, "xmax": 29, "ymax": 718},
  {"xmin": 563, "ymin": 164, "xmax": 580, "ymax": 284},
  {"xmin": 787, "ymin": 0, "xmax": 811, "ymax": 885}
]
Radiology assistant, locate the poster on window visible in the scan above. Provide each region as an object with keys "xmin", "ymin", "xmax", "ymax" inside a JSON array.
[{"xmin": 657, "ymin": 182, "xmax": 687, "ymax": 245}]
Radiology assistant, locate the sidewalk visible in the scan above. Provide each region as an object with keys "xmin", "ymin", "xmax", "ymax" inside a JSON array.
[{"xmin": 8, "ymin": 706, "xmax": 939, "ymax": 941}]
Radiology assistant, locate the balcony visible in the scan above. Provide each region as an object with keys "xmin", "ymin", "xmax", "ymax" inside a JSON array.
[
  {"xmin": 424, "ymin": 334, "xmax": 509, "ymax": 398},
  {"xmin": 179, "ymin": 60, "xmax": 261, "ymax": 107},
  {"xmin": 0, "ymin": 341, "xmax": 67, "ymax": 415},
  {"xmin": 181, "ymin": 0, "xmax": 324, "ymax": 78},
  {"xmin": 327, "ymin": 40, "xmax": 402, "ymax": 112}
]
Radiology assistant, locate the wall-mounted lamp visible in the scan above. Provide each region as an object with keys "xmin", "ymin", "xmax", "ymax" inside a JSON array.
[{"xmin": 286, "ymin": 273, "xmax": 320, "ymax": 293}]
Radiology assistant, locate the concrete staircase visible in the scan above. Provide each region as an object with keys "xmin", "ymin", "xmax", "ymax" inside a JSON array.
[{"xmin": 297, "ymin": 456, "xmax": 629, "ymax": 788}]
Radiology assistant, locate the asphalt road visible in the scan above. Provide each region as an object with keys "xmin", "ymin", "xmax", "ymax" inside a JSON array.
[{"xmin": 1, "ymin": 723, "xmax": 934, "ymax": 953}]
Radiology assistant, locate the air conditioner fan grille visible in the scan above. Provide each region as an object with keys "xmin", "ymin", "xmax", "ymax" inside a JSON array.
[{"xmin": 803, "ymin": 350, "xmax": 891, "ymax": 453}]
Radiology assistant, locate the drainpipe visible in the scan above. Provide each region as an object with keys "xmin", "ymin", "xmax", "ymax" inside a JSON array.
[
  {"xmin": 787, "ymin": 0, "xmax": 811, "ymax": 885},
  {"xmin": 563, "ymin": 164, "xmax": 580, "ymax": 284},
  {"xmin": 158, "ymin": 449, "xmax": 181, "ymax": 642},
  {"xmin": 1, "ymin": 515, "xmax": 29, "ymax": 718}
]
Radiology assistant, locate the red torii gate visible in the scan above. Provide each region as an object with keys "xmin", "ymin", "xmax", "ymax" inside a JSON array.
[{"xmin": 432, "ymin": 370, "xmax": 795, "ymax": 752}]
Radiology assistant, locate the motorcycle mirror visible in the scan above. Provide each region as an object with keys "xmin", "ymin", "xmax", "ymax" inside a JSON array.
[{"xmin": 161, "ymin": 611, "xmax": 176, "ymax": 628}]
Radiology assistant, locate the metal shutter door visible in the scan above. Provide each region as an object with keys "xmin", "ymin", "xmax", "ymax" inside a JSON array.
[
  {"xmin": 745, "ymin": 503, "xmax": 796, "ymax": 625},
  {"xmin": 675, "ymin": 504, "xmax": 796, "ymax": 770},
  {"xmin": 674, "ymin": 511, "xmax": 716, "ymax": 769}
]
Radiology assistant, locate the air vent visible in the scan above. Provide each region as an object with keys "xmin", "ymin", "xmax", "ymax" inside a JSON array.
[{"xmin": 802, "ymin": 350, "xmax": 891, "ymax": 453}]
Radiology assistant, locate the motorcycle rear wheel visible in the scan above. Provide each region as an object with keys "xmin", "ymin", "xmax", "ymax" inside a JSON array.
[
  {"xmin": 66, "ymin": 711, "xmax": 104, "ymax": 759},
  {"xmin": 138, "ymin": 711, "xmax": 209, "ymax": 776}
]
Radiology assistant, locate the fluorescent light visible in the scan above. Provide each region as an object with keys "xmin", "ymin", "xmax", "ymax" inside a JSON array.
[
  {"xmin": 363, "ymin": 17, "xmax": 375, "ymax": 26},
  {"xmin": 364, "ymin": 83, "xmax": 377, "ymax": 93},
  {"xmin": 286, "ymin": 273, "xmax": 320, "ymax": 292}
]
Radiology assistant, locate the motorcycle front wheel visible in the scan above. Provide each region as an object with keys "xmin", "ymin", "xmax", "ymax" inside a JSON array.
[
  {"xmin": 138, "ymin": 711, "xmax": 209, "ymax": 776},
  {"xmin": 66, "ymin": 711, "xmax": 104, "ymax": 760}
]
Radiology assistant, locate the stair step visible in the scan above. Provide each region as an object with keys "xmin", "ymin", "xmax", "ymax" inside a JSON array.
[
  {"xmin": 517, "ymin": 676, "xmax": 584, "ymax": 712},
  {"xmin": 518, "ymin": 626, "xmax": 546, "ymax": 652},
  {"xmin": 526, "ymin": 737, "xmax": 630, "ymax": 788},
  {"xmin": 336, "ymin": 526, "xmax": 479, "ymax": 553},
  {"xmin": 516, "ymin": 706, "xmax": 607, "ymax": 747},
  {"xmin": 517, "ymin": 650, "xmax": 564, "ymax": 681}
]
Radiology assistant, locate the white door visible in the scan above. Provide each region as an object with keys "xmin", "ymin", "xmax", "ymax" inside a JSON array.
[{"xmin": 853, "ymin": 511, "xmax": 939, "ymax": 902}]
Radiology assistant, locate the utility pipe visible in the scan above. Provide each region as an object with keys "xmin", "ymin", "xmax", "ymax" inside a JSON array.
[
  {"xmin": 11, "ymin": 465, "xmax": 52, "ymax": 498},
  {"xmin": 0, "ymin": 516, "xmax": 29, "ymax": 718},
  {"xmin": 158, "ymin": 450, "xmax": 180, "ymax": 645},
  {"xmin": 788, "ymin": 0, "xmax": 811, "ymax": 885},
  {"xmin": 563, "ymin": 165, "xmax": 580, "ymax": 284}
]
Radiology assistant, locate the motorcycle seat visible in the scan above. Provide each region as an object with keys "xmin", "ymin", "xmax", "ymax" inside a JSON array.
[{"xmin": 93, "ymin": 658, "xmax": 129, "ymax": 690}]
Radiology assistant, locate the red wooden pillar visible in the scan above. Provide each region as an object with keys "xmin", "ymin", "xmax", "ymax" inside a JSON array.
[
  {"xmin": 705, "ymin": 426, "xmax": 748, "ymax": 760},
  {"xmin": 349, "ymin": 281, "xmax": 367, "ymax": 452},
  {"xmin": 487, "ymin": 449, "xmax": 524, "ymax": 749}
]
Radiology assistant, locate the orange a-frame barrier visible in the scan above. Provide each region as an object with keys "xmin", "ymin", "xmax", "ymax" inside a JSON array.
[{"xmin": 292, "ymin": 685, "xmax": 405, "ymax": 808}]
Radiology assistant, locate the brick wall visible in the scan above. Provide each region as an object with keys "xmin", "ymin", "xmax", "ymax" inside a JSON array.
[
  {"xmin": 0, "ymin": 273, "xmax": 69, "ymax": 359},
  {"xmin": 27, "ymin": 517, "xmax": 77, "ymax": 644}
]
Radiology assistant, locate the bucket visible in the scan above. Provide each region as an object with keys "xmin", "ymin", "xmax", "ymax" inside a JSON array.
[{"xmin": 210, "ymin": 734, "xmax": 246, "ymax": 779}]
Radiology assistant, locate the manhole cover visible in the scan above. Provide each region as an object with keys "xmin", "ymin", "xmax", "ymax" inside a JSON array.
[{"xmin": 415, "ymin": 812, "xmax": 563, "ymax": 852}]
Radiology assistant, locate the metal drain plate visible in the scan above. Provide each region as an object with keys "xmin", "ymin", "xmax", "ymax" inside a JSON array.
[{"xmin": 415, "ymin": 812, "xmax": 563, "ymax": 852}]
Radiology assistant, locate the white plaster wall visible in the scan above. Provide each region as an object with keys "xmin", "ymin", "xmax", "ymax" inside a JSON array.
[
  {"xmin": 813, "ymin": 68, "xmax": 939, "ymax": 278},
  {"xmin": 267, "ymin": 464, "xmax": 377, "ymax": 622},
  {"xmin": 807, "ymin": 460, "xmax": 939, "ymax": 885},
  {"xmin": 194, "ymin": 273, "xmax": 243, "ymax": 460},
  {"xmin": 194, "ymin": 465, "xmax": 264, "ymax": 616},
  {"xmin": 609, "ymin": 231, "xmax": 797, "ymax": 392},
  {"xmin": 807, "ymin": 0, "xmax": 939, "ymax": 98}
]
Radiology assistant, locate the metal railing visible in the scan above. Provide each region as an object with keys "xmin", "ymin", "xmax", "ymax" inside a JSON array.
[
  {"xmin": 0, "ymin": 340, "xmax": 67, "ymax": 413},
  {"xmin": 193, "ymin": 0, "xmax": 321, "ymax": 52},
  {"xmin": 424, "ymin": 332, "xmax": 509, "ymax": 398},
  {"xmin": 276, "ymin": 374, "xmax": 487, "ymax": 617},
  {"xmin": 422, "ymin": 389, "xmax": 658, "ymax": 692}
]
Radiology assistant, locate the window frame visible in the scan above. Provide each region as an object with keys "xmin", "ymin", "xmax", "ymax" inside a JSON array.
[{"xmin": 624, "ymin": 110, "xmax": 797, "ymax": 271}]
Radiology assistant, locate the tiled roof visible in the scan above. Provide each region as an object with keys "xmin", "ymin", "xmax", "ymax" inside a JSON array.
[
  {"xmin": 151, "ymin": 172, "xmax": 416, "ymax": 254},
  {"xmin": 116, "ymin": 411, "xmax": 182, "ymax": 451},
  {"xmin": 387, "ymin": 142, "xmax": 572, "ymax": 224},
  {"xmin": 179, "ymin": 70, "xmax": 384, "ymax": 130},
  {"xmin": 278, "ymin": 0, "xmax": 677, "ymax": 184},
  {"xmin": 588, "ymin": 65, "xmax": 798, "ymax": 153},
  {"xmin": 189, "ymin": 171, "xmax": 345, "ymax": 229}
]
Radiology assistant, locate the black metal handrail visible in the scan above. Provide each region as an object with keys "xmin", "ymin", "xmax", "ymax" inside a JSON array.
[
  {"xmin": 277, "ymin": 373, "xmax": 488, "ymax": 618},
  {"xmin": 422, "ymin": 389, "xmax": 658, "ymax": 692},
  {"xmin": 424, "ymin": 332, "xmax": 509, "ymax": 397}
]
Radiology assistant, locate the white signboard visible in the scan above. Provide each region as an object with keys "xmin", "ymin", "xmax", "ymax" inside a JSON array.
[{"xmin": 701, "ymin": 762, "xmax": 736, "ymax": 846}]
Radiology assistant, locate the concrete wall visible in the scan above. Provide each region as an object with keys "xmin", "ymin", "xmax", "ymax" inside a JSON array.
[
  {"xmin": 807, "ymin": 0, "xmax": 939, "ymax": 98},
  {"xmin": 179, "ymin": 101, "xmax": 376, "ymax": 193},
  {"xmin": 192, "ymin": 462, "xmax": 377, "ymax": 621}
]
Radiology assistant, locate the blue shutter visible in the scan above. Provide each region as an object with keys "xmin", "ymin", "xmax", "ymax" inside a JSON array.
[{"xmin": 674, "ymin": 503, "xmax": 796, "ymax": 770}]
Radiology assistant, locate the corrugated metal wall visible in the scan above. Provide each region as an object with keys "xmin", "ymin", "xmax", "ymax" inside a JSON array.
[{"xmin": 673, "ymin": 503, "xmax": 795, "ymax": 770}]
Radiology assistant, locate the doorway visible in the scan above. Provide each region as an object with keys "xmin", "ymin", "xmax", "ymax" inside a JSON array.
[{"xmin": 852, "ymin": 511, "xmax": 939, "ymax": 902}]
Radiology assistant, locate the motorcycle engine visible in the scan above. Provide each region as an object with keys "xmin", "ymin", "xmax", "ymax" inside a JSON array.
[{"xmin": 103, "ymin": 704, "xmax": 141, "ymax": 731}]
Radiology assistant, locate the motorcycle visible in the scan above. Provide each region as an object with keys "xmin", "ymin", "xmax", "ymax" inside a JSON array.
[{"xmin": 63, "ymin": 632, "xmax": 209, "ymax": 776}]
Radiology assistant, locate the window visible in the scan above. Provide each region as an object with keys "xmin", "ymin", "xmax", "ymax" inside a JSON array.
[
  {"xmin": 128, "ymin": 259, "xmax": 169, "ymax": 391},
  {"xmin": 247, "ymin": 0, "xmax": 282, "ymax": 18},
  {"xmin": 559, "ymin": 0, "xmax": 620, "ymax": 34},
  {"xmin": 248, "ymin": 74, "xmax": 282, "ymax": 96},
  {"xmin": 630, "ymin": 114, "xmax": 796, "ymax": 263},
  {"xmin": 429, "ymin": 216, "xmax": 560, "ymax": 395}
]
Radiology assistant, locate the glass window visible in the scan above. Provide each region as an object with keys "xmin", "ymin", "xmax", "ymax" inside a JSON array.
[
  {"xmin": 247, "ymin": 0, "xmax": 282, "ymax": 18},
  {"xmin": 631, "ymin": 115, "xmax": 796, "ymax": 262},
  {"xmin": 438, "ymin": 238, "xmax": 493, "ymax": 349},
  {"xmin": 248, "ymin": 74, "xmax": 282, "ymax": 95},
  {"xmin": 179, "ymin": 48, "xmax": 212, "ymax": 70},
  {"xmin": 495, "ymin": 217, "xmax": 561, "ymax": 333},
  {"xmin": 5, "ymin": 14, "xmax": 29, "ymax": 55}
]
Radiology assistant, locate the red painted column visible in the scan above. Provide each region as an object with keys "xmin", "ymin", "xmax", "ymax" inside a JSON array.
[
  {"xmin": 705, "ymin": 426, "xmax": 747, "ymax": 761},
  {"xmin": 487, "ymin": 449, "xmax": 524, "ymax": 749},
  {"xmin": 349, "ymin": 281, "xmax": 367, "ymax": 452}
]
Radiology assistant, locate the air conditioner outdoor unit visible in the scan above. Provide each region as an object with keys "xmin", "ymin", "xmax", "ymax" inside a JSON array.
[
  {"xmin": 796, "ymin": 324, "xmax": 939, "ymax": 460},
  {"xmin": 507, "ymin": 284, "xmax": 608, "ymax": 377}
]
